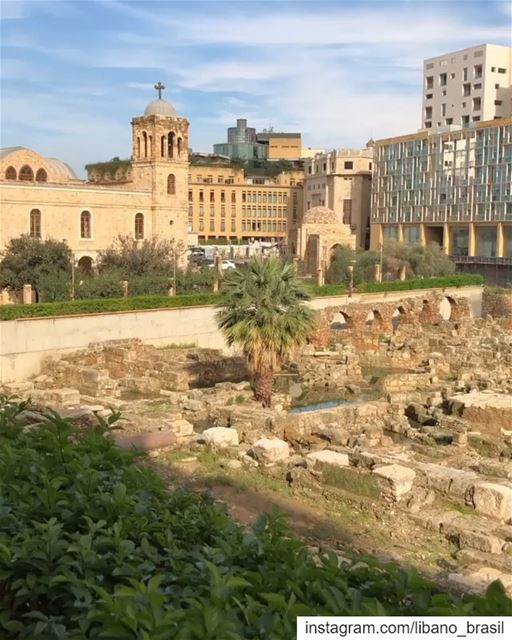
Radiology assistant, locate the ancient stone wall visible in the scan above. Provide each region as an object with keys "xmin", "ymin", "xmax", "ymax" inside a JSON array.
[
  {"xmin": 41, "ymin": 339, "xmax": 247, "ymax": 397},
  {"xmin": 310, "ymin": 291, "xmax": 472, "ymax": 350},
  {"xmin": 482, "ymin": 289, "xmax": 512, "ymax": 324}
]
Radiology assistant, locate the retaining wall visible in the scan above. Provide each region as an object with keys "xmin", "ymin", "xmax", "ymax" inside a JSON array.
[{"xmin": 0, "ymin": 286, "xmax": 483, "ymax": 383}]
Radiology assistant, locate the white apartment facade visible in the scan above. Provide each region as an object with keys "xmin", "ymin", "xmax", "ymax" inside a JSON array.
[{"xmin": 422, "ymin": 44, "xmax": 512, "ymax": 130}]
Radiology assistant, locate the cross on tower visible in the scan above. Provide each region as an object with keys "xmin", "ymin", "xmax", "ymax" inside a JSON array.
[{"xmin": 154, "ymin": 81, "xmax": 166, "ymax": 99}]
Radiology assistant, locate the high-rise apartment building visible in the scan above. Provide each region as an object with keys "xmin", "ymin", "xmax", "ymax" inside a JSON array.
[
  {"xmin": 296, "ymin": 148, "xmax": 373, "ymax": 249},
  {"xmin": 370, "ymin": 117, "xmax": 512, "ymax": 276},
  {"xmin": 422, "ymin": 44, "xmax": 512, "ymax": 130}
]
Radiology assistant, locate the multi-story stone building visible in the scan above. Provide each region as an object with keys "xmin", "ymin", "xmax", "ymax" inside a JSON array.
[
  {"xmin": 370, "ymin": 117, "xmax": 512, "ymax": 273},
  {"xmin": 295, "ymin": 147, "xmax": 373, "ymax": 249},
  {"xmin": 422, "ymin": 44, "xmax": 511, "ymax": 129},
  {"xmin": 187, "ymin": 159, "xmax": 303, "ymax": 246},
  {"xmin": 0, "ymin": 87, "xmax": 191, "ymax": 273}
]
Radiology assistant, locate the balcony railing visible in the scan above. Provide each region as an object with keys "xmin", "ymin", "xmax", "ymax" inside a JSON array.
[{"xmin": 450, "ymin": 255, "xmax": 512, "ymax": 266}]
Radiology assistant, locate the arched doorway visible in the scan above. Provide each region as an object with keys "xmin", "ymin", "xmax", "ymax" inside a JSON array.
[
  {"xmin": 77, "ymin": 256, "xmax": 94, "ymax": 277},
  {"xmin": 330, "ymin": 311, "xmax": 352, "ymax": 331}
]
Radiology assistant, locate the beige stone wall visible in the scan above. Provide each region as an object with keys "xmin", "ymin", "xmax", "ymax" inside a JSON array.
[
  {"xmin": 0, "ymin": 182, "xmax": 151, "ymax": 262},
  {"xmin": 302, "ymin": 149, "xmax": 372, "ymax": 249},
  {"xmin": 267, "ymin": 136, "xmax": 302, "ymax": 160}
]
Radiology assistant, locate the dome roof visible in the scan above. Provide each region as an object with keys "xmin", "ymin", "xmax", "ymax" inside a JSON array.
[
  {"xmin": 144, "ymin": 99, "xmax": 177, "ymax": 117},
  {"xmin": 303, "ymin": 206, "xmax": 339, "ymax": 224}
]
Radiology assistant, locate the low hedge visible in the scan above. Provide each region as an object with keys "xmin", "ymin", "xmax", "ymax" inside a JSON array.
[
  {"xmin": 0, "ymin": 399, "xmax": 510, "ymax": 639},
  {"xmin": 0, "ymin": 275, "xmax": 484, "ymax": 321},
  {"xmin": 0, "ymin": 293, "xmax": 220, "ymax": 321},
  {"xmin": 356, "ymin": 274, "xmax": 484, "ymax": 293}
]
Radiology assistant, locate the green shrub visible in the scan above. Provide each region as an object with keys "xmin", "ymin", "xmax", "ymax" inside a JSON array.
[
  {"xmin": 357, "ymin": 274, "xmax": 484, "ymax": 293},
  {"xmin": 128, "ymin": 274, "xmax": 171, "ymax": 296},
  {"xmin": 0, "ymin": 293, "xmax": 220, "ymax": 321},
  {"xmin": 0, "ymin": 398, "xmax": 510, "ymax": 639},
  {"xmin": 74, "ymin": 272, "xmax": 124, "ymax": 299},
  {"xmin": 37, "ymin": 272, "xmax": 71, "ymax": 302}
]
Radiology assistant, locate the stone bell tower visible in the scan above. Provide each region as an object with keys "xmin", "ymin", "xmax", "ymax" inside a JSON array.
[{"xmin": 131, "ymin": 82, "xmax": 189, "ymax": 256}]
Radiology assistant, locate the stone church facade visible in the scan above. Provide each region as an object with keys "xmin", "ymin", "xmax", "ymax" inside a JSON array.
[{"xmin": 0, "ymin": 90, "xmax": 190, "ymax": 273}]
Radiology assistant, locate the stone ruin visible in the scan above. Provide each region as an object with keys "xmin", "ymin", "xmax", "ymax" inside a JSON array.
[{"xmin": 2, "ymin": 289, "xmax": 512, "ymax": 596}]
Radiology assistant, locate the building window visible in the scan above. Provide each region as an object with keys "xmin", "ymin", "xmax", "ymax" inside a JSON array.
[
  {"xmin": 495, "ymin": 100, "xmax": 503, "ymax": 106},
  {"xmin": 209, "ymin": 218, "xmax": 214, "ymax": 232},
  {"xmin": 135, "ymin": 213, "xmax": 144, "ymax": 239},
  {"xmin": 473, "ymin": 64, "xmax": 482, "ymax": 79},
  {"xmin": 188, "ymin": 190, "xmax": 193, "ymax": 202},
  {"xmin": 167, "ymin": 132, "xmax": 175, "ymax": 158},
  {"xmin": 199, "ymin": 190, "xmax": 204, "ymax": 203},
  {"xmin": 210, "ymin": 191, "xmax": 215, "ymax": 203},
  {"xmin": 35, "ymin": 168, "xmax": 47, "ymax": 183},
  {"xmin": 425, "ymin": 106, "xmax": 432, "ymax": 119},
  {"xmin": 19, "ymin": 165, "xmax": 34, "ymax": 181},
  {"xmin": 218, "ymin": 175, "xmax": 224, "ymax": 183},
  {"xmin": 5, "ymin": 166, "xmax": 16, "ymax": 180},
  {"xmin": 80, "ymin": 210, "xmax": 92, "ymax": 239},
  {"xmin": 473, "ymin": 97, "xmax": 481, "ymax": 111},
  {"xmin": 462, "ymin": 115, "xmax": 470, "ymax": 126},
  {"xmin": 30, "ymin": 209, "xmax": 41, "ymax": 238},
  {"xmin": 439, "ymin": 73, "xmax": 447, "ymax": 86},
  {"xmin": 167, "ymin": 174, "xmax": 176, "ymax": 195},
  {"xmin": 343, "ymin": 199, "xmax": 352, "ymax": 225},
  {"xmin": 220, "ymin": 221, "xmax": 225, "ymax": 232},
  {"xmin": 231, "ymin": 191, "xmax": 236, "ymax": 203},
  {"xmin": 344, "ymin": 161, "xmax": 353, "ymax": 169},
  {"xmin": 497, "ymin": 68, "xmax": 506, "ymax": 74},
  {"xmin": 231, "ymin": 220, "xmax": 236, "ymax": 232},
  {"xmin": 221, "ymin": 191, "xmax": 225, "ymax": 203}
]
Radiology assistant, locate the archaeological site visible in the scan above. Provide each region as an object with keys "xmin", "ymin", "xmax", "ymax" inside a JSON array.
[{"xmin": 2, "ymin": 288, "xmax": 512, "ymax": 600}]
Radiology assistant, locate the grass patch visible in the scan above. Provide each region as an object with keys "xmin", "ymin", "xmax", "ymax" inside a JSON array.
[
  {"xmin": 158, "ymin": 342, "xmax": 197, "ymax": 350},
  {"xmin": 320, "ymin": 466, "xmax": 382, "ymax": 500}
]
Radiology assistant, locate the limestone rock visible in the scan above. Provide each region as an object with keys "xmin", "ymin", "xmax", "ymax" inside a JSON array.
[
  {"xmin": 307, "ymin": 450, "xmax": 349, "ymax": 468},
  {"xmin": 373, "ymin": 464, "xmax": 415, "ymax": 499},
  {"xmin": 202, "ymin": 427, "xmax": 239, "ymax": 448},
  {"xmin": 467, "ymin": 482, "xmax": 512, "ymax": 523},
  {"xmin": 163, "ymin": 418, "xmax": 194, "ymax": 438},
  {"xmin": 252, "ymin": 438, "xmax": 290, "ymax": 463}
]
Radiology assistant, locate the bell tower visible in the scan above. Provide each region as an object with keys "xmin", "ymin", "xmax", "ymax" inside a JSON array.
[{"xmin": 131, "ymin": 82, "xmax": 189, "ymax": 256}]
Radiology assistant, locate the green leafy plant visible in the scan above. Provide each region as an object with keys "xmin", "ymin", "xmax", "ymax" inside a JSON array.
[{"xmin": 0, "ymin": 398, "xmax": 510, "ymax": 640}]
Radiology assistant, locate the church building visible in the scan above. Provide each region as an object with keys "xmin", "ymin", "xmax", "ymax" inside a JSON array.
[{"xmin": 0, "ymin": 84, "xmax": 190, "ymax": 273}]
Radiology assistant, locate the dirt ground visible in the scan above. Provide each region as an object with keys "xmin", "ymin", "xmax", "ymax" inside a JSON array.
[{"xmin": 150, "ymin": 451, "xmax": 459, "ymax": 582}]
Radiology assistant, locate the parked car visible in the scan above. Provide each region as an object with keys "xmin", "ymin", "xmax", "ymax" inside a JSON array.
[{"xmin": 206, "ymin": 259, "xmax": 236, "ymax": 271}]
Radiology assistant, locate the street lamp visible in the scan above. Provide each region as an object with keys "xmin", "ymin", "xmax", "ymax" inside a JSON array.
[{"xmin": 347, "ymin": 262, "xmax": 355, "ymax": 297}]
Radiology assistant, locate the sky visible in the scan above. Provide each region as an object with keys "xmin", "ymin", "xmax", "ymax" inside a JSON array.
[{"xmin": 0, "ymin": 0, "xmax": 510, "ymax": 177}]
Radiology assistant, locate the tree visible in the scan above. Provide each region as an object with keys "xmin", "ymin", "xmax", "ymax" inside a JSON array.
[
  {"xmin": 326, "ymin": 245, "xmax": 356, "ymax": 284},
  {"xmin": 97, "ymin": 236, "xmax": 176, "ymax": 277},
  {"xmin": 216, "ymin": 256, "xmax": 314, "ymax": 407},
  {"xmin": 0, "ymin": 235, "xmax": 72, "ymax": 301}
]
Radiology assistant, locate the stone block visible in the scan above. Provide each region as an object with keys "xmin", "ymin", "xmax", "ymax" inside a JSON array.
[
  {"xmin": 467, "ymin": 482, "xmax": 512, "ymax": 523},
  {"xmin": 458, "ymin": 530, "xmax": 503, "ymax": 555},
  {"xmin": 307, "ymin": 450, "xmax": 349, "ymax": 468},
  {"xmin": 373, "ymin": 464, "xmax": 415, "ymax": 499},
  {"xmin": 113, "ymin": 431, "xmax": 177, "ymax": 451},
  {"xmin": 202, "ymin": 427, "xmax": 239, "ymax": 448},
  {"xmin": 165, "ymin": 418, "xmax": 194, "ymax": 438},
  {"xmin": 448, "ymin": 568, "xmax": 512, "ymax": 597},
  {"xmin": 252, "ymin": 438, "xmax": 290, "ymax": 463},
  {"xmin": 42, "ymin": 388, "xmax": 81, "ymax": 406}
]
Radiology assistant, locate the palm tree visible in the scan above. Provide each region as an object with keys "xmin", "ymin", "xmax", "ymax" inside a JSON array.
[{"xmin": 216, "ymin": 256, "xmax": 314, "ymax": 407}]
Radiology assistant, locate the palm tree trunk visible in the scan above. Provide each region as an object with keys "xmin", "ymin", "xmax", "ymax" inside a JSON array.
[{"xmin": 253, "ymin": 367, "xmax": 273, "ymax": 408}]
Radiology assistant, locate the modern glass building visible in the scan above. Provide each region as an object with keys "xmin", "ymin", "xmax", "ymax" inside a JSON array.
[{"xmin": 370, "ymin": 117, "xmax": 512, "ymax": 278}]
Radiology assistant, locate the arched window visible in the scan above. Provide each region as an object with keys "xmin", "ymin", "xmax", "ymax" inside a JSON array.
[
  {"xmin": 80, "ymin": 210, "xmax": 92, "ymax": 238},
  {"xmin": 137, "ymin": 136, "xmax": 141, "ymax": 158},
  {"xmin": 177, "ymin": 137, "xmax": 182, "ymax": 157},
  {"xmin": 142, "ymin": 131, "xmax": 148, "ymax": 158},
  {"xmin": 167, "ymin": 132, "xmax": 175, "ymax": 158},
  {"xmin": 148, "ymin": 135, "xmax": 153, "ymax": 157},
  {"xmin": 161, "ymin": 135, "xmax": 166, "ymax": 157},
  {"xmin": 5, "ymin": 166, "xmax": 16, "ymax": 180},
  {"xmin": 35, "ymin": 168, "xmax": 47, "ymax": 183},
  {"xmin": 135, "ymin": 213, "xmax": 144, "ymax": 239},
  {"xmin": 30, "ymin": 209, "xmax": 41, "ymax": 238},
  {"xmin": 19, "ymin": 165, "xmax": 34, "ymax": 181},
  {"xmin": 167, "ymin": 174, "xmax": 176, "ymax": 195}
]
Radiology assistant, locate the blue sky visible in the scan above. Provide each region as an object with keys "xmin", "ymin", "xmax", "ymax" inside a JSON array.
[{"xmin": 1, "ymin": 0, "xmax": 510, "ymax": 177}]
